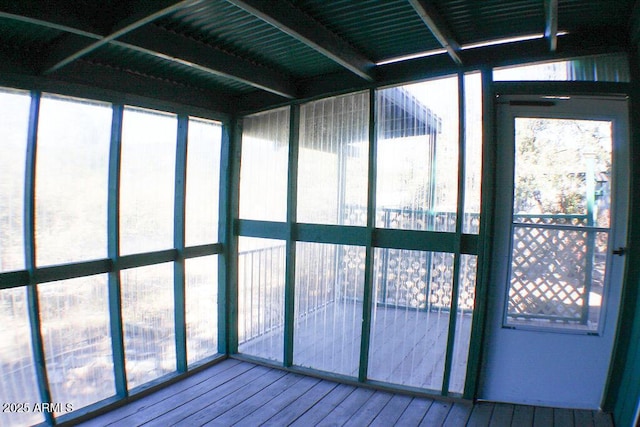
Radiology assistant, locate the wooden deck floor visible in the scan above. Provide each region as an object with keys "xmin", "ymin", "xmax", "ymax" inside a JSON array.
[{"xmin": 78, "ymin": 359, "xmax": 614, "ymax": 427}]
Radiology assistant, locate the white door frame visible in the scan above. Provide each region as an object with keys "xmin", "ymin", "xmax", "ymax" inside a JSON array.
[{"xmin": 479, "ymin": 89, "xmax": 630, "ymax": 409}]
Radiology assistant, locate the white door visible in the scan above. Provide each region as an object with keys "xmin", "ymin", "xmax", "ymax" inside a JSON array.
[{"xmin": 480, "ymin": 93, "xmax": 629, "ymax": 409}]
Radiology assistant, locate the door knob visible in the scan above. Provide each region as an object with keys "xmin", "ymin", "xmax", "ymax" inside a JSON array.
[{"xmin": 612, "ymin": 247, "xmax": 626, "ymax": 256}]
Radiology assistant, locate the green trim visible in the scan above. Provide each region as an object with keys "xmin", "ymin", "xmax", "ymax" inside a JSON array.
[
  {"xmin": 235, "ymin": 219, "xmax": 289, "ymax": 240},
  {"xmin": 0, "ymin": 244, "xmax": 222, "ymax": 290},
  {"xmin": 173, "ymin": 115, "xmax": 188, "ymax": 372},
  {"xmin": 24, "ymin": 91, "xmax": 54, "ymax": 425},
  {"xmin": 0, "ymin": 270, "xmax": 29, "ymax": 289},
  {"xmin": 107, "ymin": 104, "xmax": 128, "ymax": 397},
  {"xmin": 465, "ymin": 68, "xmax": 496, "ymax": 400},
  {"xmin": 116, "ymin": 249, "xmax": 178, "ymax": 269},
  {"xmin": 358, "ymin": 88, "xmax": 377, "ymax": 382},
  {"xmin": 235, "ymin": 221, "xmax": 468, "ymax": 254},
  {"xmin": 217, "ymin": 121, "xmax": 232, "ymax": 356},
  {"xmin": 184, "ymin": 243, "xmax": 224, "ymax": 258},
  {"xmin": 375, "ymin": 229, "xmax": 455, "ymax": 252},
  {"xmin": 34, "ymin": 259, "xmax": 112, "ymax": 283},
  {"xmin": 607, "ymin": 49, "xmax": 640, "ymax": 424},
  {"xmin": 284, "ymin": 104, "xmax": 300, "ymax": 367},
  {"xmin": 227, "ymin": 118, "xmax": 243, "ymax": 354},
  {"xmin": 442, "ymin": 72, "xmax": 466, "ymax": 395},
  {"xmin": 460, "ymin": 234, "xmax": 479, "ymax": 254},
  {"xmin": 296, "ymin": 223, "xmax": 369, "ymax": 245}
]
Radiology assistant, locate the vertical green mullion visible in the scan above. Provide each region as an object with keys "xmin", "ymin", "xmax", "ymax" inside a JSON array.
[
  {"xmin": 358, "ymin": 88, "xmax": 377, "ymax": 382},
  {"xmin": 284, "ymin": 105, "xmax": 300, "ymax": 367},
  {"xmin": 107, "ymin": 105, "xmax": 127, "ymax": 396},
  {"xmin": 217, "ymin": 120, "xmax": 232, "ymax": 355},
  {"xmin": 227, "ymin": 118, "xmax": 242, "ymax": 354},
  {"xmin": 442, "ymin": 72, "xmax": 466, "ymax": 396},
  {"xmin": 24, "ymin": 91, "xmax": 54, "ymax": 426},
  {"xmin": 464, "ymin": 68, "xmax": 496, "ymax": 400},
  {"xmin": 174, "ymin": 116, "xmax": 188, "ymax": 372}
]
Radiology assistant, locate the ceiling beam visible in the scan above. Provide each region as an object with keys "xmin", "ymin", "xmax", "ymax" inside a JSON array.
[
  {"xmin": 407, "ymin": 0, "xmax": 463, "ymax": 66},
  {"xmin": 118, "ymin": 25, "xmax": 297, "ymax": 99},
  {"xmin": 43, "ymin": 0, "xmax": 200, "ymax": 74},
  {"xmin": 544, "ymin": 0, "xmax": 559, "ymax": 52},
  {"xmin": 238, "ymin": 30, "xmax": 628, "ymax": 114},
  {"xmin": 224, "ymin": 0, "xmax": 375, "ymax": 81},
  {"xmin": 0, "ymin": 2, "xmax": 297, "ymax": 98}
]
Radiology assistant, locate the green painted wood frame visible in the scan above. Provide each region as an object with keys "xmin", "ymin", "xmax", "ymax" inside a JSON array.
[{"xmin": 232, "ymin": 80, "xmax": 483, "ymax": 399}]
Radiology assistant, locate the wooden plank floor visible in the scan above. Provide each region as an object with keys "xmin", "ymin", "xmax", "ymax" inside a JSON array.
[{"xmin": 78, "ymin": 359, "xmax": 614, "ymax": 427}]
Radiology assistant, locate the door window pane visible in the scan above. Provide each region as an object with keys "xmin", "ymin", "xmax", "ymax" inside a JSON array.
[
  {"xmin": 376, "ymin": 77, "xmax": 459, "ymax": 231},
  {"xmin": 186, "ymin": 255, "xmax": 219, "ymax": 365},
  {"xmin": 507, "ymin": 118, "xmax": 612, "ymax": 331},
  {"xmin": 239, "ymin": 108, "xmax": 289, "ymax": 221},
  {"xmin": 185, "ymin": 118, "xmax": 221, "ymax": 246},
  {"xmin": 120, "ymin": 108, "xmax": 177, "ymax": 255},
  {"xmin": 121, "ymin": 263, "xmax": 176, "ymax": 389},
  {"xmin": 0, "ymin": 287, "xmax": 44, "ymax": 427},
  {"xmin": 36, "ymin": 95, "xmax": 111, "ymax": 266},
  {"xmin": 297, "ymin": 92, "xmax": 369, "ymax": 225},
  {"xmin": 237, "ymin": 237, "xmax": 286, "ymax": 362},
  {"xmin": 294, "ymin": 243, "xmax": 365, "ymax": 377},
  {"xmin": 39, "ymin": 275, "xmax": 115, "ymax": 413},
  {"xmin": 368, "ymin": 249, "xmax": 452, "ymax": 390},
  {"xmin": 0, "ymin": 89, "xmax": 30, "ymax": 272}
]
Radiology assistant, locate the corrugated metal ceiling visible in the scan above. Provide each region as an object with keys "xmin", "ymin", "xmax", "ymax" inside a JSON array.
[
  {"xmin": 157, "ymin": 0, "xmax": 343, "ymax": 78},
  {"xmin": 0, "ymin": 0, "xmax": 634, "ymax": 113}
]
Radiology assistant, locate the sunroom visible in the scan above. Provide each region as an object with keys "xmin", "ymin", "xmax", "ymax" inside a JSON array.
[{"xmin": 0, "ymin": 1, "xmax": 639, "ymax": 426}]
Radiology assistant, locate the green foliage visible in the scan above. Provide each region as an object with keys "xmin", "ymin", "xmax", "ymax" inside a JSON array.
[{"xmin": 514, "ymin": 118, "xmax": 611, "ymax": 215}]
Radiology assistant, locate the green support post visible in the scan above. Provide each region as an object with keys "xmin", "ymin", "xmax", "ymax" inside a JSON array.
[
  {"xmin": 464, "ymin": 68, "xmax": 496, "ymax": 400},
  {"xmin": 358, "ymin": 89, "xmax": 377, "ymax": 382},
  {"xmin": 218, "ymin": 120, "xmax": 233, "ymax": 356},
  {"xmin": 284, "ymin": 105, "xmax": 300, "ymax": 367},
  {"xmin": 174, "ymin": 115, "xmax": 188, "ymax": 372},
  {"xmin": 107, "ymin": 105, "xmax": 128, "ymax": 397},
  {"xmin": 24, "ymin": 91, "xmax": 54, "ymax": 426},
  {"xmin": 226, "ymin": 118, "xmax": 243, "ymax": 355},
  {"xmin": 442, "ymin": 72, "xmax": 466, "ymax": 396}
]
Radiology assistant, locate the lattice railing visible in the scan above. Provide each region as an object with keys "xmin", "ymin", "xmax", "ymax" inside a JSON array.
[{"xmin": 506, "ymin": 214, "xmax": 596, "ymax": 324}]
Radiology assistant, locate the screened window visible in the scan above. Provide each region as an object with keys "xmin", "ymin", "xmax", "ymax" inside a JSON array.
[
  {"xmin": 39, "ymin": 275, "xmax": 115, "ymax": 412},
  {"xmin": 186, "ymin": 255, "xmax": 219, "ymax": 365},
  {"xmin": 376, "ymin": 77, "xmax": 459, "ymax": 231},
  {"xmin": 35, "ymin": 95, "xmax": 112, "ymax": 266},
  {"xmin": 239, "ymin": 108, "xmax": 289, "ymax": 222},
  {"xmin": 121, "ymin": 262, "xmax": 176, "ymax": 389},
  {"xmin": 0, "ymin": 86, "xmax": 225, "ymax": 418},
  {"xmin": 0, "ymin": 287, "xmax": 44, "ymax": 427},
  {"xmin": 185, "ymin": 118, "xmax": 221, "ymax": 246},
  {"xmin": 297, "ymin": 92, "xmax": 369, "ymax": 225},
  {"xmin": 237, "ymin": 237, "xmax": 286, "ymax": 362},
  {"xmin": 493, "ymin": 53, "xmax": 630, "ymax": 82},
  {"xmin": 120, "ymin": 108, "xmax": 177, "ymax": 255},
  {"xmin": 0, "ymin": 89, "xmax": 31, "ymax": 273},
  {"xmin": 294, "ymin": 242, "xmax": 365, "ymax": 376}
]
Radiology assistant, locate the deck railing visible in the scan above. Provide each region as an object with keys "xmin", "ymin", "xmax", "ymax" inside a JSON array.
[{"xmin": 237, "ymin": 209, "xmax": 600, "ymax": 345}]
